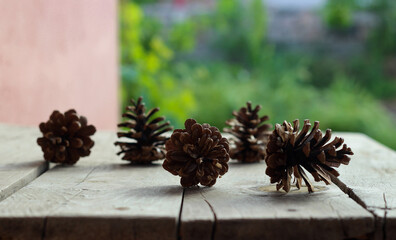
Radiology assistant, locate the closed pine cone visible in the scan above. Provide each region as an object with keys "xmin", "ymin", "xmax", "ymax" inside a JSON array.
[
  {"xmin": 114, "ymin": 97, "xmax": 173, "ymax": 163},
  {"xmin": 37, "ymin": 109, "xmax": 96, "ymax": 164},
  {"xmin": 163, "ymin": 119, "xmax": 230, "ymax": 187},
  {"xmin": 224, "ymin": 101, "xmax": 271, "ymax": 163},
  {"xmin": 265, "ymin": 119, "xmax": 353, "ymax": 193}
]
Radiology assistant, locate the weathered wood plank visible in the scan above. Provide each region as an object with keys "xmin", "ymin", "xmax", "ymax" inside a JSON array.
[
  {"xmin": 0, "ymin": 128, "xmax": 391, "ymax": 239},
  {"xmin": 0, "ymin": 131, "xmax": 183, "ymax": 240},
  {"xmin": 0, "ymin": 124, "xmax": 48, "ymax": 202},
  {"xmin": 336, "ymin": 133, "xmax": 396, "ymax": 240},
  {"xmin": 180, "ymin": 188, "xmax": 214, "ymax": 240},
  {"xmin": 180, "ymin": 155, "xmax": 375, "ymax": 240}
]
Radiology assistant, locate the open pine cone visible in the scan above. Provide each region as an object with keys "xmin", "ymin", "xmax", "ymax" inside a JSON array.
[
  {"xmin": 224, "ymin": 101, "xmax": 272, "ymax": 163},
  {"xmin": 265, "ymin": 119, "xmax": 353, "ymax": 193},
  {"xmin": 114, "ymin": 97, "xmax": 173, "ymax": 163},
  {"xmin": 37, "ymin": 109, "xmax": 96, "ymax": 164},
  {"xmin": 163, "ymin": 119, "xmax": 230, "ymax": 187}
]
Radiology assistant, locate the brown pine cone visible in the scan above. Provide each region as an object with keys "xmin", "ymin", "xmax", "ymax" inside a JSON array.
[
  {"xmin": 37, "ymin": 109, "xmax": 96, "ymax": 164},
  {"xmin": 163, "ymin": 119, "xmax": 230, "ymax": 187},
  {"xmin": 224, "ymin": 101, "xmax": 271, "ymax": 163},
  {"xmin": 265, "ymin": 119, "xmax": 353, "ymax": 193},
  {"xmin": 114, "ymin": 97, "xmax": 173, "ymax": 163}
]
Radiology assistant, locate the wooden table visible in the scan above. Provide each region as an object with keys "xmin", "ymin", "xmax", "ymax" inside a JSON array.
[{"xmin": 0, "ymin": 123, "xmax": 395, "ymax": 240}]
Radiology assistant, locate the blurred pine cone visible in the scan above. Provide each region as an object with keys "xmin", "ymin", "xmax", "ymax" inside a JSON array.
[
  {"xmin": 37, "ymin": 109, "xmax": 96, "ymax": 164},
  {"xmin": 114, "ymin": 97, "xmax": 173, "ymax": 163},
  {"xmin": 265, "ymin": 119, "xmax": 353, "ymax": 193},
  {"xmin": 163, "ymin": 119, "xmax": 230, "ymax": 187},
  {"xmin": 224, "ymin": 101, "xmax": 271, "ymax": 163}
]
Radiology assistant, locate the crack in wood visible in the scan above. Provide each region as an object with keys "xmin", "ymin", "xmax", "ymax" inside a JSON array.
[
  {"xmin": 200, "ymin": 191, "xmax": 216, "ymax": 240},
  {"xmin": 383, "ymin": 193, "xmax": 387, "ymax": 240},
  {"xmin": 73, "ymin": 167, "xmax": 97, "ymax": 187},
  {"xmin": 177, "ymin": 188, "xmax": 185, "ymax": 240},
  {"xmin": 133, "ymin": 217, "xmax": 137, "ymax": 240},
  {"xmin": 368, "ymin": 206, "xmax": 394, "ymax": 211},
  {"xmin": 47, "ymin": 189, "xmax": 84, "ymax": 218},
  {"xmin": 328, "ymin": 200, "xmax": 349, "ymax": 238},
  {"xmin": 328, "ymin": 171, "xmax": 388, "ymax": 240},
  {"xmin": 41, "ymin": 217, "xmax": 47, "ymax": 240},
  {"xmin": 0, "ymin": 161, "xmax": 49, "ymax": 203}
]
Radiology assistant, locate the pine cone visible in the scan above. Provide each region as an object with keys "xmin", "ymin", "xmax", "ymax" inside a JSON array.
[
  {"xmin": 37, "ymin": 109, "xmax": 96, "ymax": 164},
  {"xmin": 224, "ymin": 101, "xmax": 272, "ymax": 163},
  {"xmin": 265, "ymin": 119, "xmax": 353, "ymax": 193},
  {"xmin": 114, "ymin": 97, "xmax": 173, "ymax": 163},
  {"xmin": 163, "ymin": 119, "xmax": 230, "ymax": 187}
]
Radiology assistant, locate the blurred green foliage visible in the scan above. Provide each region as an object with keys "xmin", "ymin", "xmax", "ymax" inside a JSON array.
[
  {"xmin": 120, "ymin": 0, "xmax": 396, "ymax": 149},
  {"xmin": 169, "ymin": 20, "xmax": 197, "ymax": 53},
  {"xmin": 211, "ymin": 0, "xmax": 267, "ymax": 66},
  {"xmin": 120, "ymin": 2, "xmax": 196, "ymax": 126},
  {"xmin": 368, "ymin": 0, "xmax": 396, "ymax": 56},
  {"xmin": 322, "ymin": 0, "xmax": 355, "ymax": 31}
]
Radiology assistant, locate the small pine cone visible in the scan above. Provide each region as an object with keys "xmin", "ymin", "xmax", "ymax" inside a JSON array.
[
  {"xmin": 265, "ymin": 119, "xmax": 353, "ymax": 193},
  {"xmin": 224, "ymin": 101, "xmax": 272, "ymax": 163},
  {"xmin": 114, "ymin": 97, "xmax": 173, "ymax": 163},
  {"xmin": 37, "ymin": 109, "xmax": 96, "ymax": 164},
  {"xmin": 163, "ymin": 119, "xmax": 230, "ymax": 187}
]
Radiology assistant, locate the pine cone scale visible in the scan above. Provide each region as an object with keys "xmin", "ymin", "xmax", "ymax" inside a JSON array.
[
  {"xmin": 37, "ymin": 109, "xmax": 96, "ymax": 165},
  {"xmin": 146, "ymin": 118, "xmax": 163, "ymax": 127},
  {"xmin": 146, "ymin": 108, "xmax": 159, "ymax": 120},
  {"xmin": 265, "ymin": 119, "xmax": 353, "ymax": 193},
  {"xmin": 114, "ymin": 97, "xmax": 172, "ymax": 163},
  {"xmin": 68, "ymin": 121, "xmax": 81, "ymax": 135},
  {"xmin": 168, "ymin": 151, "xmax": 194, "ymax": 162},
  {"xmin": 163, "ymin": 119, "xmax": 229, "ymax": 187},
  {"xmin": 225, "ymin": 102, "xmax": 272, "ymax": 163},
  {"xmin": 70, "ymin": 138, "xmax": 83, "ymax": 148}
]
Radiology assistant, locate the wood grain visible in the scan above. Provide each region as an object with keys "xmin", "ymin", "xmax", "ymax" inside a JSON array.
[
  {"xmin": 336, "ymin": 132, "xmax": 396, "ymax": 240},
  {"xmin": 0, "ymin": 131, "xmax": 183, "ymax": 240},
  {"xmin": 1, "ymin": 128, "xmax": 394, "ymax": 240},
  {"xmin": 0, "ymin": 124, "xmax": 48, "ymax": 202},
  {"xmin": 180, "ymin": 160, "xmax": 374, "ymax": 240}
]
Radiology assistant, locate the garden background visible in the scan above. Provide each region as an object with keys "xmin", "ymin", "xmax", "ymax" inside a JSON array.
[{"xmin": 121, "ymin": 0, "xmax": 396, "ymax": 149}]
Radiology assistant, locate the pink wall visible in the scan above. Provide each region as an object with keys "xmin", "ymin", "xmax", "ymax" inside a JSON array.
[{"xmin": 0, "ymin": 0, "xmax": 118, "ymax": 130}]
